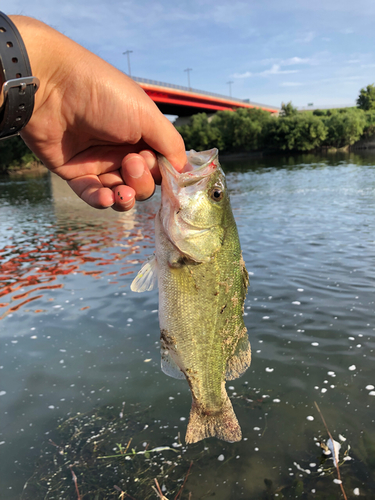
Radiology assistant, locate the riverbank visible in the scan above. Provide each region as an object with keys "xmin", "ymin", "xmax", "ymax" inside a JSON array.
[
  {"xmin": 351, "ymin": 133, "xmax": 375, "ymax": 150},
  {"xmin": 3, "ymin": 162, "xmax": 48, "ymax": 177},
  {"xmin": 176, "ymin": 106, "xmax": 375, "ymax": 155},
  {"xmin": 2, "ymin": 131, "xmax": 375, "ymax": 176},
  {"xmin": 218, "ymin": 137, "xmax": 375, "ymax": 162}
]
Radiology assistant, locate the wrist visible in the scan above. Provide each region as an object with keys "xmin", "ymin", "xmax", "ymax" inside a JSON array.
[
  {"xmin": 8, "ymin": 16, "xmax": 58, "ymax": 113},
  {"xmin": 0, "ymin": 13, "xmax": 40, "ymax": 137},
  {"xmin": 8, "ymin": 16, "xmax": 87, "ymax": 117}
]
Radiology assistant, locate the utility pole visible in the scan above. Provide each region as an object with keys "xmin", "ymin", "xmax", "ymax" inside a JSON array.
[
  {"xmin": 184, "ymin": 68, "xmax": 192, "ymax": 90},
  {"xmin": 227, "ymin": 81, "xmax": 233, "ymax": 97},
  {"xmin": 123, "ymin": 50, "xmax": 133, "ymax": 77}
]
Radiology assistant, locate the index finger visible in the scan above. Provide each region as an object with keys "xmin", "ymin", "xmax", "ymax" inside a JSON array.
[{"xmin": 139, "ymin": 100, "xmax": 187, "ymax": 172}]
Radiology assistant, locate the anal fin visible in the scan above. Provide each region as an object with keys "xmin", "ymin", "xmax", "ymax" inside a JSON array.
[
  {"xmin": 225, "ymin": 332, "xmax": 251, "ymax": 381},
  {"xmin": 161, "ymin": 349, "xmax": 185, "ymax": 380}
]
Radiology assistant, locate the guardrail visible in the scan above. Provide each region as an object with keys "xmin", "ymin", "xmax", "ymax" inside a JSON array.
[{"xmin": 132, "ymin": 76, "xmax": 280, "ymax": 111}]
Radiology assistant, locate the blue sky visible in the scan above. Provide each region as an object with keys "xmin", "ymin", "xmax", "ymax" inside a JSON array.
[{"xmin": 6, "ymin": 0, "xmax": 375, "ymax": 109}]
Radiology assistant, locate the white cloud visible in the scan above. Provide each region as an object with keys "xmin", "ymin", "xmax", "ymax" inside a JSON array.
[
  {"xmin": 233, "ymin": 64, "xmax": 299, "ymax": 79},
  {"xmin": 341, "ymin": 28, "xmax": 354, "ymax": 34},
  {"xmin": 296, "ymin": 31, "xmax": 315, "ymax": 43},
  {"xmin": 260, "ymin": 64, "xmax": 299, "ymax": 76},
  {"xmin": 212, "ymin": 2, "xmax": 251, "ymax": 25},
  {"xmin": 261, "ymin": 56, "xmax": 311, "ymax": 66},
  {"xmin": 280, "ymin": 82, "xmax": 303, "ymax": 87},
  {"xmin": 233, "ymin": 71, "xmax": 253, "ymax": 78},
  {"xmin": 282, "ymin": 57, "xmax": 311, "ymax": 65}
]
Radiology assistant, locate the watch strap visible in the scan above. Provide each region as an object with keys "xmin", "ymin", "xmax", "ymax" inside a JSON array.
[{"xmin": 0, "ymin": 12, "xmax": 39, "ymax": 139}]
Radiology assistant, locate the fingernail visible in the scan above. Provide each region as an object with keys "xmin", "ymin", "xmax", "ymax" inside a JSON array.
[
  {"xmin": 115, "ymin": 191, "xmax": 134, "ymax": 208},
  {"xmin": 122, "ymin": 200, "xmax": 134, "ymax": 209},
  {"xmin": 124, "ymin": 157, "xmax": 145, "ymax": 179}
]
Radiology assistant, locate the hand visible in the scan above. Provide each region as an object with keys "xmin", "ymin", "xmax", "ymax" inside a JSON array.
[{"xmin": 10, "ymin": 15, "xmax": 187, "ymax": 211}]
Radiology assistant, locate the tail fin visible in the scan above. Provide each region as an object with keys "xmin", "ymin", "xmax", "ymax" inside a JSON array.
[{"xmin": 185, "ymin": 390, "xmax": 241, "ymax": 444}]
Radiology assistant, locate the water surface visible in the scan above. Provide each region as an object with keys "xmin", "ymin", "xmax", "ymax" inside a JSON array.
[{"xmin": 1, "ymin": 152, "xmax": 375, "ymax": 499}]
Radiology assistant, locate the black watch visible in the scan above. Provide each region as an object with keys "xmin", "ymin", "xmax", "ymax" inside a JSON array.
[{"xmin": 0, "ymin": 12, "xmax": 39, "ymax": 140}]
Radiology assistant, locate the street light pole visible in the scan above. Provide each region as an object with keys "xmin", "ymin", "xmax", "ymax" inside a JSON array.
[
  {"xmin": 123, "ymin": 50, "xmax": 133, "ymax": 77},
  {"xmin": 184, "ymin": 68, "xmax": 192, "ymax": 90},
  {"xmin": 227, "ymin": 81, "xmax": 233, "ymax": 97}
]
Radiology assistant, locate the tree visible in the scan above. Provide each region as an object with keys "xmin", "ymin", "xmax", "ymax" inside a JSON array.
[
  {"xmin": 212, "ymin": 108, "xmax": 271, "ymax": 151},
  {"xmin": 324, "ymin": 109, "xmax": 366, "ymax": 148},
  {"xmin": 280, "ymin": 101, "xmax": 298, "ymax": 117},
  {"xmin": 356, "ymin": 84, "xmax": 375, "ymax": 111},
  {"xmin": 0, "ymin": 135, "xmax": 37, "ymax": 172},
  {"xmin": 363, "ymin": 110, "xmax": 375, "ymax": 137},
  {"xmin": 265, "ymin": 114, "xmax": 327, "ymax": 151},
  {"xmin": 176, "ymin": 113, "xmax": 222, "ymax": 151}
]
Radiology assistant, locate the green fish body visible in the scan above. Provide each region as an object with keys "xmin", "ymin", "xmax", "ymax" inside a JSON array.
[{"xmin": 131, "ymin": 149, "xmax": 250, "ymax": 444}]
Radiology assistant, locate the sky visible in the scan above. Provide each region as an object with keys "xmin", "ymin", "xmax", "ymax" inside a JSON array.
[{"xmin": 6, "ymin": 0, "xmax": 375, "ymax": 109}]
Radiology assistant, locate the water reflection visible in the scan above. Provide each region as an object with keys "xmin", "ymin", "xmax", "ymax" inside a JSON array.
[
  {"xmin": 0, "ymin": 174, "xmax": 154, "ymax": 320},
  {"xmin": 1, "ymin": 155, "xmax": 375, "ymax": 499},
  {"xmin": 221, "ymin": 150, "xmax": 375, "ymax": 173},
  {"xmin": 0, "ymin": 171, "xmax": 50, "ymax": 206}
]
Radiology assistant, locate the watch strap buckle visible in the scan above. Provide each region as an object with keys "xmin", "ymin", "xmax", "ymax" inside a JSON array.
[{"xmin": 2, "ymin": 76, "xmax": 40, "ymax": 100}]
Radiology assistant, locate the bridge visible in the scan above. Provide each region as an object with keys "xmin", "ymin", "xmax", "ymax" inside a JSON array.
[{"xmin": 133, "ymin": 77, "xmax": 280, "ymax": 116}]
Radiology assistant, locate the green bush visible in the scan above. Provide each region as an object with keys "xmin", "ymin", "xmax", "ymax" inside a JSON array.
[
  {"xmin": 211, "ymin": 108, "xmax": 271, "ymax": 151},
  {"xmin": 176, "ymin": 113, "xmax": 222, "ymax": 151},
  {"xmin": 357, "ymin": 84, "xmax": 375, "ymax": 111},
  {"xmin": 323, "ymin": 110, "xmax": 367, "ymax": 148},
  {"xmin": 265, "ymin": 113, "xmax": 327, "ymax": 151},
  {"xmin": 176, "ymin": 101, "xmax": 372, "ymax": 153},
  {"xmin": 280, "ymin": 102, "xmax": 298, "ymax": 117},
  {"xmin": 0, "ymin": 135, "xmax": 37, "ymax": 172},
  {"xmin": 363, "ymin": 110, "xmax": 375, "ymax": 137}
]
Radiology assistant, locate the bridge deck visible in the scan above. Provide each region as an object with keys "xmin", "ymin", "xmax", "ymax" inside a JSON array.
[{"xmin": 132, "ymin": 77, "xmax": 279, "ymax": 116}]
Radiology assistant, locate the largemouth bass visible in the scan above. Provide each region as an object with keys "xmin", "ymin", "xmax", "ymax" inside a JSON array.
[{"xmin": 131, "ymin": 148, "xmax": 250, "ymax": 444}]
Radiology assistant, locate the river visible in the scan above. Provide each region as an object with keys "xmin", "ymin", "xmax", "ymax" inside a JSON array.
[{"xmin": 0, "ymin": 151, "xmax": 374, "ymax": 499}]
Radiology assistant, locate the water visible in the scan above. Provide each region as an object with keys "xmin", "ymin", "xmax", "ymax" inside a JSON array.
[{"xmin": 1, "ymin": 152, "xmax": 375, "ymax": 499}]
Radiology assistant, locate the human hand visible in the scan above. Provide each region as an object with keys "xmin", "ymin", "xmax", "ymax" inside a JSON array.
[{"xmin": 10, "ymin": 15, "xmax": 187, "ymax": 211}]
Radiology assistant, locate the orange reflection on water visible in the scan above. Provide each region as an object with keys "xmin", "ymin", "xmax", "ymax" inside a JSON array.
[{"xmin": 0, "ymin": 223, "xmax": 145, "ymax": 320}]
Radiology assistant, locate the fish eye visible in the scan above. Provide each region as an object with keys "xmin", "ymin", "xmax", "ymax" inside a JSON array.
[{"xmin": 211, "ymin": 188, "xmax": 223, "ymax": 202}]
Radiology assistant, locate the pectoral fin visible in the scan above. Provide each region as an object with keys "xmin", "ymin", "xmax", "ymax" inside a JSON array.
[{"xmin": 130, "ymin": 255, "xmax": 158, "ymax": 293}]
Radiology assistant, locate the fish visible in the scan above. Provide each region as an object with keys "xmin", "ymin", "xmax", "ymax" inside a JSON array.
[{"xmin": 131, "ymin": 148, "xmax": 250, "ymax": 444}]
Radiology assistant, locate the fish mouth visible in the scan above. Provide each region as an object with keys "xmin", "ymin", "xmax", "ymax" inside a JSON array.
[
  {"xmin": 158, "ymin": 148, "xmax": 219, "ymax": 228},
  {"xmin": 158, "ymin": 148, "xmax": 219, "ymax": 189},
  {"xmin": 157, "ymin": 148, "xmax": 224, "ymax": 263}
]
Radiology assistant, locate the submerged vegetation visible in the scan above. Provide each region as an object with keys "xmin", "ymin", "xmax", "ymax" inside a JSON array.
[
  {"xmin": 21, "ymin": 404, "xmax": 197, "ymax": 500},
  {"xmin": 19, "ymin": 395, "xmax": 367, "ymax": 499}
]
